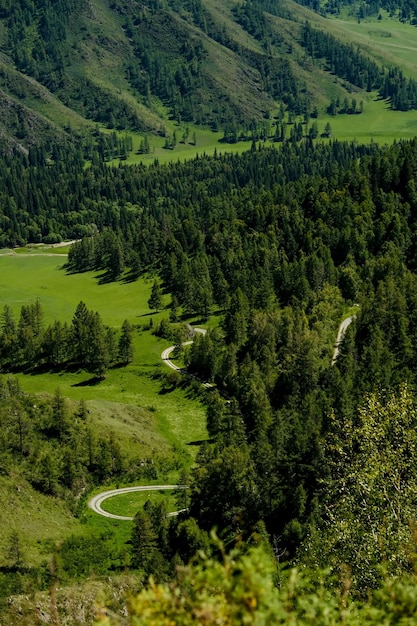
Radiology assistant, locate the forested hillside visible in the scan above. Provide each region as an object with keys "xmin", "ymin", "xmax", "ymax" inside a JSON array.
[
  {"xmin": 3, "ymin": 0, "xmax": 417, "ymax": 622},
  {"xmin": 2, "ymin": 135, "xmax": 417, "ymax": 623},
  {"xmin": 0, "ymin": 0, "xmax": 417, "ymax": 150}
]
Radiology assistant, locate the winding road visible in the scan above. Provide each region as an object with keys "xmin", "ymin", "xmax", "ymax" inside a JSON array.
[
  {"xmin": 90, "ymin": 314, "xmax": 357, "ymax": 521},
  {"xmin": 161, "ymin": 327, "xmax": 206, "ymax": 372},
  {"xmin": 88, "ymin": 484, "xmax": 187, "ymax": 520},
  {"xmin": 331, "ymin": 309, "xmax": 358, "ymax": 365},
  {"xmin": 161, "ymin": 327, "xmax": 213, "ymax": 388}
]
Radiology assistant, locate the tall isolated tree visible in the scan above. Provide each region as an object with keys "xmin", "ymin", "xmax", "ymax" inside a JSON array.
[
  {"xmin": 85, "ymin": 311, "xmax": 108, "ymax": 376},
  {"xmin": 118, "ymin": 319, "xmax": 134, "ymax": 364},
  {"xmin": 148, "ymin": 280, "xmax": 163, "ymax": 311},
  {"xmin": 70, "ymin": 301, "xmax": 90, "ymax": 367}
]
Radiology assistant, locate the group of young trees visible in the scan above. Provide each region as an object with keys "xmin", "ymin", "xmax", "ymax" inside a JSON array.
[
  {"xmin": 0, "ymin": 300, "xmax": 134, "ymax": 376},
  {"xmin": 0, "ymin": 376, "xmax": 126, "ymax": 495},
  {"xmin": 302, "ymin": 20, "xmax": 417, "ymax": 110}
]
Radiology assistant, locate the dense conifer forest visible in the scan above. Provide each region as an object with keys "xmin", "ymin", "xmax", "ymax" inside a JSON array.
[
  {"xmin": 4, "ymin": 0, "xmax": 417, "ymax": 621},
  {"xmin": 2, "ymin": 134, "xmax": 417, "ymax": 622}
]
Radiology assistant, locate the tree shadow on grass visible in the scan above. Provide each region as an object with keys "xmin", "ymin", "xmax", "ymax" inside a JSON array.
[
  {"xmin": 187, "ymin": 438, "xmax": 214, "ymax": 446},
  {"xmin": 72, "ymin": 376, "xmax": 104, "ymax": 387}
]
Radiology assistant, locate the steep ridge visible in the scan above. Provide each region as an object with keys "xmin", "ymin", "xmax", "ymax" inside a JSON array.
[{"xmin": 0, "ymin": 0, "xmax": 415, "ymax": 148}]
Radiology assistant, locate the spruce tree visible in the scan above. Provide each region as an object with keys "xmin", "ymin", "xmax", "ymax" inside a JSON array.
[
  {"xmin": 118, "ymin": 319, "xmax": 134, "ymax": 364},
  {"xmin": 148, "ymin": 280, "xmax": 163, "ymax": 311}
]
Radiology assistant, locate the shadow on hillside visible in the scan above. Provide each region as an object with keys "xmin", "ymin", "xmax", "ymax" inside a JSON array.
[
  {"xmin": 187, "ymin": 438, "xmax": 214, "ymax": 446},
  {"xmin": 72, "ymin": 376, "xmax": 104, "ymax": 387}
]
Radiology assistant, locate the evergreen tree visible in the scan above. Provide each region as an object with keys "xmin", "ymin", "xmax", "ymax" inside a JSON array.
[
  {"xmin": 118, "ymin": 319, "xmax": 134, "ymax": 364},
  {"xmin": 148, "ymin": 280, "xmax": 163, "ymax": 311},
  {"xmin": 130, "ymin": 509, "xmax": 158, "ymax": 574}
]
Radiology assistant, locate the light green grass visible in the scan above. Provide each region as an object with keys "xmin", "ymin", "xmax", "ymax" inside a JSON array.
[
  {"xmin": 100, "ymin": 489, "xmax": 179, "ymax": 517},
  {"xmin": 327, "ymin": 12, "xmax": 417, "ymax": 78},
  {"xmin": 317, "ymin": 97, "xmax": 417, "ymax": 143},
  {"xmin": 109, "ymin": 99, "xmax": 417, "ymax": 167},
  {"xmin": 0, "ymin": 254, "xmax": 159, "ymax": 326},
  {"xmin": 109, "ymin": 127, "xmax": 253, "ymax": 166},
  {"xmin": 0, "ymin": 255, "xmax": 208, "ymax": 456},
  {"xmin": 12, "ymin": 244, "xmax": 73, "ymax": 255},
  {"xmin": 0, "ymin": 475, "xmax": 82, "ymax": 567},
  {"xmin": 12, "ymin": 330, "xmax": 207, "ymax": 457}
]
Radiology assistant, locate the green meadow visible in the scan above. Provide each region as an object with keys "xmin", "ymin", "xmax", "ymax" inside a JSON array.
[
  {"xmin": 318, "ymin": 97, "xmax": 417, "ymax": 144},
  {"xmin": 100, "ymin": 489, "xmax": 180, "ymax": 517},
  {"xmin": 0, "ymin": 253, "xmax": 207, "ymax": 452},
  {"xmin": 328, "ymin": 12, "xmax": 417, "ymax": 77},
  {"xmin": 0, "ymin": 252, "xmax": 155, "ymax": 325},
  {"xmin": 109, "ymin": 126, "xmax": 254, "ymax": 166},
  {"xmin": 110, "ymin": 96, "xmax": 417, "ymax": 169},
  {"xmin": 0, "ymin": 252, "xmax": 208, "ymax": 559}
]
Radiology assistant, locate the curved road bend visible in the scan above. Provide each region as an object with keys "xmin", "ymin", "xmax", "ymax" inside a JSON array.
[
  {"xmin": 91, "ymin": 319, "xmax": 355, "ymax": 520},
  {"xmin": 88, "ymin": 485, "xmax": 187, "ymax": 520},
  {"xmin": 161, "ymin": 327, "xmax": 207, "ymax": 372},
  {"xmin": 161, "ymin": 327, "xmax": 213, "ymax": 389},
  {"xmin": 331, "ymin": 314, "xmax": 356, "ymax": 365}
]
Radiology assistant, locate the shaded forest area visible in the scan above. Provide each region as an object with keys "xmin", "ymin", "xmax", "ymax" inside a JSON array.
[{"xmin": 3, "ymin": 137, "xmax": 417, "ymax": 598}]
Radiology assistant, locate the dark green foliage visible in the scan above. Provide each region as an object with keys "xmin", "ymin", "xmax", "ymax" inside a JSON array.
[
  {"xmin": 59, "ymin": 532, "xmax": 119, "ymax": 579},
  {"xmin": 301, "ymin": 0, "xmax": 417, "ymax": 23},
  {"xmin": 148, "ymin": 280, "xmax": 163, "ymax": 311},
  {"xmin": 5, "ymin": 129, "xmax": 417, "ymax": 597},
  {"xmin": 0, "ymin": 299, "xmax": 135, "ymax": 376},
  {"xmin": 130, "ymin": 509, "xmax": 160, "ymax": 574}
]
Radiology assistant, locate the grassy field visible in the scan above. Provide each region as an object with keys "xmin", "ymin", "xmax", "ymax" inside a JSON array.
[
  {"xmin": 0, "ymin": 252, "xmax": 208, "ymax": 452},
  {"xmin": 107, "ymin": 126, "xmax": 254, "ymax": 166},
  {"xmin": 100, "ymin": 489, "xmax": 181, "ymax": 517},
  {"xmin": 0, "ymin": 252, "xmax": 161, "ymax": 325},
  {"xmin": 327, "ymin": 12, "xmax": 417, "ymax": 77},
  {"xmin": 108, "ymin": 96, "xmax": 417, "ymax": 168},
  {"xmin": 0, "ymin": 252, "xmax": 208, "ymax": 562},
  {"xmin": 318, "ymin": 96, "xmax": 417, "ymax": 143}
]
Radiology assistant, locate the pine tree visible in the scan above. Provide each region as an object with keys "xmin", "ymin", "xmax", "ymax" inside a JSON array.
[
  {"xmin": 70, "ymin": 301, "xmax": 90, "ymax": 367},
  {"xmin": 148, "ymin": 280, "xmax": 163, "ymax": 311},
  {"xmin": 130, "ymin": 509, "xmax": 158, "ymax": 573},
  {"xmin": 118, "ymin": 319, "xmax": 134, "ymax": 364}
]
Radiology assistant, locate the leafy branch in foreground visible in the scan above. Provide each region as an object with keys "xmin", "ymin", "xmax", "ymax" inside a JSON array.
[{"xmin": 94, "ymin": 538, "xmax": 417, "ymax": 625}]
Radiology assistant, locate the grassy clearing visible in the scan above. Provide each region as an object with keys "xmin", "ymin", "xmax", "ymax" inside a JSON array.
[
  {"xmin": 0, "ymin": 254, "xmax": 208, "ymax": 456},
  {"xmin": 109, "ymin": 98, "xmax": 417, "ymax": 169},
  {"xmin": 100, "ymin": 489, "xmax": 180, "ymax": 517},
  {"xmin": 0, "ymin": 254, "xmax": 158, "ymax": 325},
  {"xmin": 317, "ymin": 97, "xmax": 417, "ymax": 143},
  {"xmin": 0, "ymin": 475, "xmax": 82, "ymax": 567},
  {"xmin": 109, "ymin": 126, "xmax": 253, "ymax": 166},
  {"xmin": 327, "ymin": 12, "xmax": 417, "ymax": 77}
]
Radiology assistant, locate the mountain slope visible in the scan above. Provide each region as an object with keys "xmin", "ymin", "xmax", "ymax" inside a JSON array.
[{"xmin": 0, "ymin": 0, "xmax": 415, "ymax": 147}]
